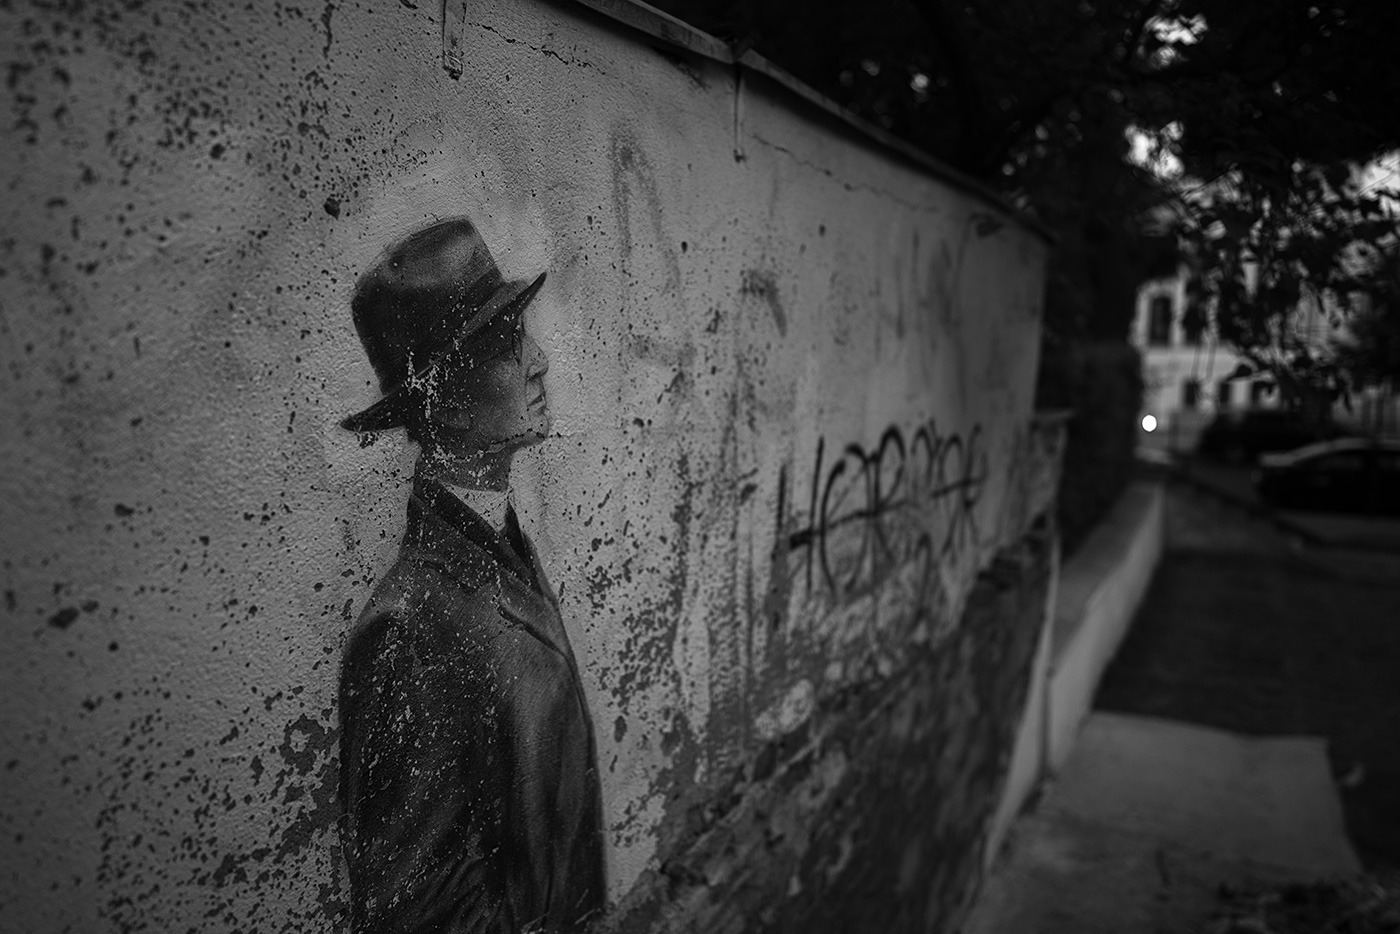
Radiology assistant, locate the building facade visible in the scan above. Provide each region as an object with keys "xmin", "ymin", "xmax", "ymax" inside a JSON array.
[{"xmin": 1131, "ymin": 268, "xmax": 1263, "ymax": 448}]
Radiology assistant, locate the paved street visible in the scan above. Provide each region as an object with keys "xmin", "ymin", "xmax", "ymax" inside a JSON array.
[
  {"xmin": 1180, "ymin": 460, "xmax": 1400, "ymax": 551},
  {"xmin": 1098, "ymin": 481, "xmax": 1400, "ymax": 869},
  {"xmin": 967, "ymin": 479, "xmax": 1400, "ymax": 934}
]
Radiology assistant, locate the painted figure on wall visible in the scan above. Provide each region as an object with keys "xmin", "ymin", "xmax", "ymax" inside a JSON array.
[{"xmin": 337, "ymin": 217, "xmax": 605, "ymax": 933}]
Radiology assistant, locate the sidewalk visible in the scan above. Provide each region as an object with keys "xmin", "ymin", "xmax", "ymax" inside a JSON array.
[
  {"xmin": 1098, "ymin": 482, "xmax": 1400, "ymax": 869},
  {"xmin": 965, "ymin": 482, "xmax": 1400, "ymax": 933},
  {"xmin": 965, "ymin": 713, "xmax": 1361, "ymax": 934}
]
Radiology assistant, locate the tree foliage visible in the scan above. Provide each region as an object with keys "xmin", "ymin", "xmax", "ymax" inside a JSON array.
[
  {"xmin": 656, "ymin": 0, "xmax": 1400, "ymax": 187},
  {"xmin": 1169, "ymin": 162, "xmax": 1397, "ymax": 413},
  {"xmin": 1333, "ymin": 246, "xmax": 1400, "ymax": 390}
]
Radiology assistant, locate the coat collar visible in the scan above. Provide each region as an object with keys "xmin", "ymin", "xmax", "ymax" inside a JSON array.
[
  {"xmin": 406, "ymin": 476, "xmax": 538, "ymax": 579},
  {"xmin": 404, "ymin": 475, "xmax": 575, "ymax": 662}
]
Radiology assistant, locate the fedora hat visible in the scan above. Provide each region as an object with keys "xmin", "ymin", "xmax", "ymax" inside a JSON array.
[{"xmin": 341, "ymin": 217, "xmax": 545, "ymax": 432}]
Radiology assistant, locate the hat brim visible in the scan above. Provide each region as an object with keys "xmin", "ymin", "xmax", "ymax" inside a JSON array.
[{"xmin": 340, "ymin": 271, "xmax": 546, "ymax": 433}]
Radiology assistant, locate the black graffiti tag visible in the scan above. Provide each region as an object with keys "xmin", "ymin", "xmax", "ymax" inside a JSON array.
[{"xmin": 780, "ymin": 420, "xmax": 987, "ymax": 600}]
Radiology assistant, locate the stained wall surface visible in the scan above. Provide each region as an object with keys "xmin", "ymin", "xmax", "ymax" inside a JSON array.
[{"xmin": 0, "ymin": 1, "xmax": 1050, "ymax": 931}]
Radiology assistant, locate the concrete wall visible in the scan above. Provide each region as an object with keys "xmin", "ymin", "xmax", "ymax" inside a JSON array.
[
  {"xmin": 983, "ymin": 532, "xmax": 1059, "ymax": 866},
  {"xmin": 0, "ymin": 1, "xmax": 1050, "ymax": 931}
]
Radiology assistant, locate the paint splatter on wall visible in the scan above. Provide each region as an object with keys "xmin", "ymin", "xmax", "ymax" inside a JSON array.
[{"xmin": 0, "ymin": 1, "xmax": 1048, "ymax": 931}]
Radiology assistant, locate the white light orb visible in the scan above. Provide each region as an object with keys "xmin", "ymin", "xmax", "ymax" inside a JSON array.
[{"xmin": 1141, "ymin": 415, "xmax": 1158, "ymax": 432}]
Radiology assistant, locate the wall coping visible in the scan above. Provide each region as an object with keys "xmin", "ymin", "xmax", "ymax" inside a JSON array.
[
  {"xmin": 1051, "ymin": 482, "xmax": 1164, "ymax": 661},
  {"xmin": 1033, "ymin": 408, "xmax": 1074, "ymax": 428},
  {"xmin": 568, "ymin": 0, "xmax": 1056, "ymax": 246},
  {"xmin": 1043, "ymin": 481, "xmax": 1165, "ymax": 777}
]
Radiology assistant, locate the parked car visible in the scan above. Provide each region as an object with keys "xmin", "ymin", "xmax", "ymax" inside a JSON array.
[
  {"xmin": 1253, "ymin": 438, "xmax": 1400, "ymax": 514},
  {"xmin": 1195, "ymin": 408, "xmax": 1350, "ymax": 464}
]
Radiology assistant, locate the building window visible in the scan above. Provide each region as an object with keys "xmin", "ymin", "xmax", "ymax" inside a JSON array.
[
  {"xmin": 1250, "ymin": 381, "xmax": 1268, "ymax": 405},
  {"xmin": 1148, "ymin": 296, "xmax": 1172, "ymax": 346},
  {"xmin": 1182, "ymin": 305, "xmax": 1204, "ymax": 345},
  {"xmin": 1217, "ymin": 380, "xmax": 1233, "ymax": 407},
  {"xmin": 1182, "ymin": 379, "xmax": 1200, "ymax": 409}
]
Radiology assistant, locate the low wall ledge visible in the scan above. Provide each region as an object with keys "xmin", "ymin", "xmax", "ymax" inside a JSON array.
[
  {"xmin": 1033, "ymin": 408, "xmax": 1074, "ymax": 428},
  {"xmin": 1052, "ymin": 482, "xmax": 1164, "ymax": 662}
]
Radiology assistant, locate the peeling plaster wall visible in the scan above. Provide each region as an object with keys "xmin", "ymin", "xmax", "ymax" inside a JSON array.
[{"xmin": 0, "ymin": 2, "xmax": 1049, "ymax": 931}]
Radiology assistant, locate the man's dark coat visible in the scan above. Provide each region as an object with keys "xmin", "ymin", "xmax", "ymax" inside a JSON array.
[{"xmin": 339, "ymin": 477, "xmax": 605, "ymax": 933}]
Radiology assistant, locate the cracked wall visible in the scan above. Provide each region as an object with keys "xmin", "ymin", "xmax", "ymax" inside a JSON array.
[{"xmin": 0, "ymin": 1, "xmax": 1050, "ymax": 931}]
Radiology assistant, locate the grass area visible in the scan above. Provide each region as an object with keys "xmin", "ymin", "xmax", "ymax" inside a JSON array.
[{"xmin": 1094, "ymin": 490, "xmax": 1400, "ymax": 871}]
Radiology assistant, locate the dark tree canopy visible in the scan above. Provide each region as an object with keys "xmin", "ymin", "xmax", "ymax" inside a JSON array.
[
  {"xmin": 654, "ymin": 0, "xmax": 1400, "ymax": 187},
  {"xmin": 1158, "ymin": 0, "xmax": 1400, "ymax": 175},
  {"xmin": 1334, "ymin": 247, "xmax": 1400, "ymax": 389}
]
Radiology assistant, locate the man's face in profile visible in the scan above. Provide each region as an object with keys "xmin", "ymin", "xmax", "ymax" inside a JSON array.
[{"xmin": 424, "ymin": 312, "xmax": 551, "ymax": 457}]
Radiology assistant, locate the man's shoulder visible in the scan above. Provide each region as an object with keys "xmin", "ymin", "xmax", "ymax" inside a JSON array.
[{"xmin": 343, "ymin": 552, "xmax": 512, "ymax": 666}]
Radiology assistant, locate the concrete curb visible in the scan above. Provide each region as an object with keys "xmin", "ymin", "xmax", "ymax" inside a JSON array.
[
  {"xmin": 1045, "ymin": 483, "xmax": 1165, "ymax": 772},
  {"xmin": 985, "ymin": 482, "xmax": 1165, "ymax": 865}
]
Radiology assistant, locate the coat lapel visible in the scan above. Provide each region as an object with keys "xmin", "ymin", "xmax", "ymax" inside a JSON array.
[{"xmin": 407, "ymin": 477, "xmax": 575, "ymax": 664}]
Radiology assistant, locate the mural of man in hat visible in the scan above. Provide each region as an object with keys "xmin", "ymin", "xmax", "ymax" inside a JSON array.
[{"xmin": 337, "ymin": 217, "xmax": 605, "ymax": 933}]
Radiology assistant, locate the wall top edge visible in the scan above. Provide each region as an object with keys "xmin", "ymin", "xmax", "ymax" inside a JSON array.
[
  {"xmin": 1033, "ymin": 409, "xmax": 1076, "ymax": 426},
  {"xmin": 568, "ymin": 0, "xmax": 1055, "ymax": 246}
]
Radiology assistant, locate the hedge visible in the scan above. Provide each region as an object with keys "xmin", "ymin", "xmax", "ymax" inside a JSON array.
[{"xmin": 1036, "ymin": 340, "xmax": 1144, "ymax": 557}]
